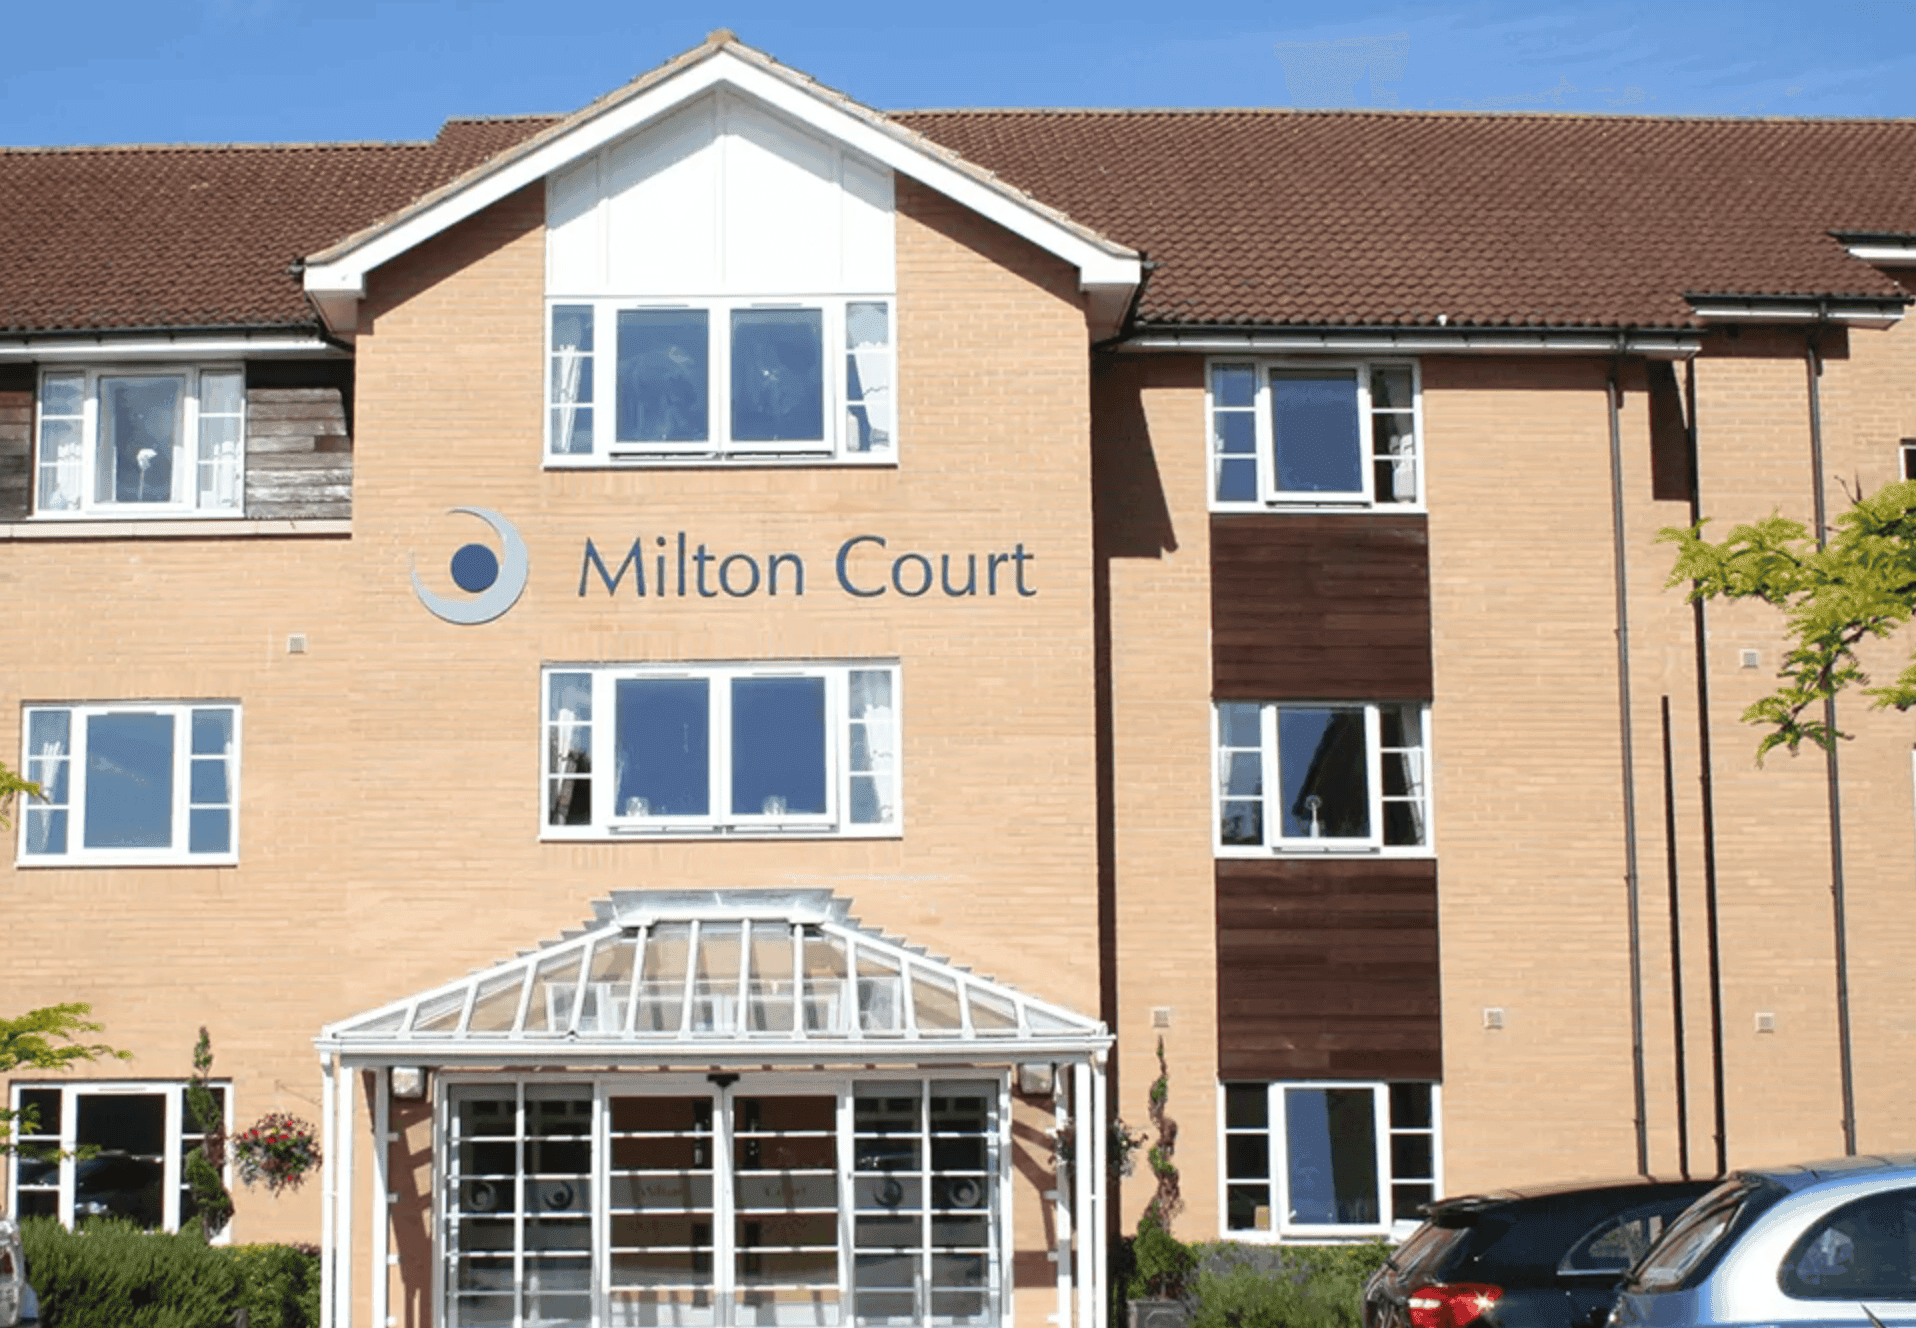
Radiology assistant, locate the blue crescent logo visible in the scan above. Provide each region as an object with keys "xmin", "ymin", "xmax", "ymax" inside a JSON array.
[{"xmin": 409, "ymin": 507, "xmax": 530, "ymax": 625}]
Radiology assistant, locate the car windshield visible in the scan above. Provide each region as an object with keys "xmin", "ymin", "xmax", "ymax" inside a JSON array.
[{"xmin": 1626, "ymin": 1177, "xmax": 1777, "ymax": 1292}]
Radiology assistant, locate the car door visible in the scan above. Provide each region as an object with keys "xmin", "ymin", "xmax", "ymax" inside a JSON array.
[{"xmin": 1774, "ymin": 1187, "xmax": 1916, "ymax": 1328}]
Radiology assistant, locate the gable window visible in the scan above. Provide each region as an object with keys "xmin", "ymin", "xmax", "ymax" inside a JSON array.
[
  {"xmin": 1222, "ymin": 1081, "xmax": 1437, "ymax": 1239},
  {"xmin": 543, "ymin": 663, "xmax": 898, "ymax": 838},
  {"xmin": 35, "ymin": 367, "xmax": 244, "ymax": 516},
  {"xmin": 1209, "ymin": 360, "xmax": 1419, "ymax": 508},
  {"xmin": 549, "ymin": 299, "xmax": 891, "ymax": 463},
  {"xmin": 8, "ymin": 1081, "xmax": 231, "ymax": 1235},
  {"xmin": 19, "ymin": 703, "xmax": 239, "ymax": 865},
  {"xmin": 1215, "ymin": 702, "xmax": 1429, "ymax": 854}
]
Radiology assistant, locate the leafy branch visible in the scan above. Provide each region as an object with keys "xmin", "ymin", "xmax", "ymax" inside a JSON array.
[{"xmin": 1661, "ymin": 478, "xmax": 1916, "ymax": 759}]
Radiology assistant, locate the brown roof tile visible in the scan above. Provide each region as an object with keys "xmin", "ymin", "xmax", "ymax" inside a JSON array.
[
  {"xmin": 893, "ymin": 109, "xmax": 1916, "ymax": 329},
  {"xmin": 0, "ymin": 116, "xmax": 554, "ymax": 335}
]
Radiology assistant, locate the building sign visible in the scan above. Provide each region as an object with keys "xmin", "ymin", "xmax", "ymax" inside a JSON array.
[{"xmin": 578, "ymin": 533, "xmax": 1039, "ymax": 600}]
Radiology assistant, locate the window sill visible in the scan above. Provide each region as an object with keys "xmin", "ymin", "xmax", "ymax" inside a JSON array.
[
  {"xmin": 542, "ymin": 828, "xmax": 902, "ymax": 843},
  {"xmin": 546, "ymin": 456, "xmax": 897, "ymax": 471},
  {"xmin": 1209, "ymin": 501, "xmax": 1427, "ymax": 516},
  {"xmin": 1214, "ymin": 846, "xmax": 1435, "ymax": 860},
  {"xmin": 16, "ymin": 856, "xmax": 239, "ymax": 869},
  {"xmin": 0, "ymin": 518, "xmax": 350, "ymax": 541}
]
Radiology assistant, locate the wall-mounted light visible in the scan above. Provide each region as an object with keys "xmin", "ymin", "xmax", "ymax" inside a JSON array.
[
  {"xmin": 391, "ymin": 1066, "xmax": 428, "ymax": 1099},
  {"xmin": 1018, "ymin": 1063, "xmax": 1055, "ymax": 1095}
]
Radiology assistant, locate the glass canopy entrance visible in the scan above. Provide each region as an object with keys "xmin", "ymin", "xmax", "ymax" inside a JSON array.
[{"xmin": 314, "ymin": 892, "xmax": 1110, "ymax": 1328}]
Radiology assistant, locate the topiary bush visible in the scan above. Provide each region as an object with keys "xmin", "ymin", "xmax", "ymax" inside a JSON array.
[
  {"xmin": 20, "ymin": 1218, "xmax": 323, "ymax": 1328},
  {"xmin": 1186, "ymin": 1240, "xmax": 1395, "ymax": 1328}
]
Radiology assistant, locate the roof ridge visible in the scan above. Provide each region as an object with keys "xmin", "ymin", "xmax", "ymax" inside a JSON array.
[
  {"xmin": 894, "ymin": 106, "xmax": 1916, "ymax": 126},
  {"xmin": 0, "ymin": 138, "xmax": 440, "ymax": 156}
]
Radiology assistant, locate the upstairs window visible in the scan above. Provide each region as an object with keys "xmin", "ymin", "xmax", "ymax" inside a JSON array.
[
  {"xmin": 1223, "ymin": 1081, "xmax": 1437, "ymax": 1239},
  {"xmin": 36, "ymin": 367, "xmax": 244, "ymax": 516},
  {"xmin": 1215, "ymin": 702, "xmax": 1429, "ymax": 854},
  {"xmin": 543, "ymin": 663, "xmax": 899, "ymax": 838},
  {"xmin": 547, "ymin": 298, "xmax": 892, "ymax": 464},
  {"xmin": 1210, "ymin": 360, "xmax": 1419, "ymax": 509},
  {"xmin": 19, "ymin": 703, "xmax": 240, "ymax": 865}
]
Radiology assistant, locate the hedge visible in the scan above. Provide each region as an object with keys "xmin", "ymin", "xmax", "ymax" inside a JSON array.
[
  {"xmin": 20, "ymin": 1219, "xmax": 319, "ymax": 1328},
  {"xmin": 1116, "ymin": 1232, "xmax": 1395, "ymax": 1328}
]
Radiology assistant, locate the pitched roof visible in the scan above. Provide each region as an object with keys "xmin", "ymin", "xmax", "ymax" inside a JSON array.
[
  {"xmin": 11, "ymin": 90, "xmax": 1916, "ymax": 338},
  {"xmin": 894, "ymin": 109, "xmax": 1916, "ymax": 330},
  {"xmin": 0, "ymin": 116, "xmax": 552, "ymax": 336}
]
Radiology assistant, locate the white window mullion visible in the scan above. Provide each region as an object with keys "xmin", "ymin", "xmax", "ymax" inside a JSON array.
[
  {"xmin": 1364, "ymin": 704, "xmax": 1384, "ymax": 850},
  {"xmin": 161, "ymin": 1086, "xmax": 184, "ymax": 1234},
  {"xmin": 1354, "ymin": 370, "xmax": 1377, "ymax": 505},
  {"xmin": 1253, "ymin": 369, "xmax": 1275, "ymax": 503},
  {"xmin": 1371, "ymin": 1084, "xmax": 1392, "ymax": 1234},
  {"xmin": 1259, "ymin": 704, "xmax": 1280, "ymax": 851},
  {"xmin": 712, "ymin": 671, "xmax": 732, "ymax": 824},
  {"xmin": 1268, "ymin": 1085, "xmax": 1285, "ymax": 1241}
]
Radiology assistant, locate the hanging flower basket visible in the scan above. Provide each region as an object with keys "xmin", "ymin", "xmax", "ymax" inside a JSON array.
[{"xmin": 233, "ymin": 1112, "xmax": 323, "ymax": 1195}]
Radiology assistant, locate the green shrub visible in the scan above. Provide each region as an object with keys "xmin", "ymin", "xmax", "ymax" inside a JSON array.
[
  {"xmin": 21, "ymin": 1217, "xmax": 241, "ymax": 1328},
  {"xmin": 20, "ymin": 1218, "xmax": 322, "ymax": 1328},
  {"xmin": 1186, "ymin": 1240, "xmax": 1394, "ymax": 1328}
]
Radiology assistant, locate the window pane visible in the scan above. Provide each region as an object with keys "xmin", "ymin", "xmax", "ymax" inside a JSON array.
[
  {"xmin": 1271, "ymin": 369, "xmax": 1361, "ymax": 494},
  {"xmin": 1278, "ymin": 707, "xmax": 1369, "ymax": 840},
  {"xmin": 74, "ymin": 1093, "xmax": 167, "ymax": 1228},
  {"xmin": 551, "ymin": 304, "xmax": 594, "ymax": 455},
  {"xmin": 615, "ymin": 678, "xmax": 710, "ymax": 817},
  {"xmin": 731, "ymin": 310, "xmax": 823, "ymax": 443},
  {"xmin": 1226, "ymin": 1134, "xmax": 1270, "ymax": 1180},
  {"xmin": 1370, "ymin": 366, "xmax": 1414, "ymax": 410},
  {"xmin": 730, "ymin": 677, "xmax": 827, "ymax": 817},
  {"xmin": 83, "ymin": 711, "xmax": 175, "ymax": 849},
  {"xmin": 1216, "ymin": 456, "xmax": 1258, "ymax": 503},
  {"xmin": 19, "ymin": 1088, "xmax": 62, "ymax": 1136},
  {"xmin": 1213, "ymin": 364, "xmax": 1256, "ymax": 409},
  {"xmin": 617, "ymin": 310, "xmax": 708, "ymax": 442},
  {"xmin": 190, "ymin": 707, "xmax": 232, "ymax": 757},
  {"xmin": 26, "ymin": 709, "xmax": 70, "ymax": 805},
  {"xmin": 547, "ymin": 672, "xmax": 593, "ymax": 827},
  {"xmin": 188, "ymin": 808, "xmax": 231, "ymax": 854},
  {"xmin": 1285, "ymin": 1087, "xmax": 1379, "ymax": 1226},
  {"xmin": 1215, "ymin": 410, "xmax": 1256, "ymax": 457},
  {"xmin": 1389, "ymin": 1083, "xmax": 1432, "ymax": 1129},
  {"xmin": 1373, "ymin": 414, "xmax": 1417, "ymax": 502},
  {"xmin": 1225, "ymin": 1084, "xmax": 1268, "ymax": 1129},
  {"xmin": 200, "ymin": 369, "xmax": 244, "ymax": 416},
  {"xmin": 97, "ymin": 375, "xmax": 184, "ymax": 504},
  {"xmin": 846, "ymin": 301, "xmax": 892, "ymax": 453},
  {"xmin": 1391, "ymin": 1133, "xmax": 1433, "ymax": 1179},
  {"xmin": 1219, "ymin": 703, "xmax": 1261, "ymax": 748}
]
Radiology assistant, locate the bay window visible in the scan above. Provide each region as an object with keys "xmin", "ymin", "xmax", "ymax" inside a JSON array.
[
  {"xmin": 1209, "ymin": 360, "xmax": 1419, "ymax": 508},
  {"xmin": 543, "ymin": 663, "xmax": 898, "ymax": 838},
  {"xmin": 1222, "ymin": 1082, "xmax": 1437, "ymax": 1239},
  {"xmin": 36, "ymin": 366, "xmax": 244, "ymax": 516},
  {"xmin": 19, "ymin": 703, "xmax": 240, "ymax": 865},
  {"xmin": 548, "ymin": 299, "xmax": 892, "ymax": 464},
  {"xmin": 1215, "ymin": 702, "xmax": 1428, "ymax": 854}
]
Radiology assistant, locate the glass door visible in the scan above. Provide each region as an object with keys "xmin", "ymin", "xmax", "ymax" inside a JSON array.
[{"xmin": 607, "ymin": 1094, "xmax": 718, "ymax": 1327}]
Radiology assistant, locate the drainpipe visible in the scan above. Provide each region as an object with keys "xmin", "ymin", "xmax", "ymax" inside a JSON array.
[
  {"xmin": 1685, "ymin": 359, "xmax": 1730, "ymax": 1176},
  {"xmin": 1660, "ymin": 695, "xmax": 1691, "ymax": 1178},
  {"xmin": 1805, "ymin": 331, "xmax": 1859, "ymax": 1156},
  {"xmin": 1608, "ymin": 359, "xmax": 1651, "ymax": 1175}
]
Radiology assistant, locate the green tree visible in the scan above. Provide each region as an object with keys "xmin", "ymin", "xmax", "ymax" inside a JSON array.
[
  {"xmin": 0, "ymin": 1005, "xmax": 131, "ymax": 1152},
  {"xmin": 0, "ymin": 757, "xmax": 38, "ymax": 831},
  {"xmin": 1662, "ymin": 478, "xmax": 1916, "ymax": 757}
]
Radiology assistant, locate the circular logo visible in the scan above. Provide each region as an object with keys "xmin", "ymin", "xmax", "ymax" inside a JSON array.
[{"xmin": 410, "ymin": 507, "xmax": 529, "ymax": 625}]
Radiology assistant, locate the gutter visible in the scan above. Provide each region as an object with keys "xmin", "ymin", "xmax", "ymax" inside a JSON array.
[{"xmin": 1113, "ymin": 327, "xmax": 1702, "ymax": 357}]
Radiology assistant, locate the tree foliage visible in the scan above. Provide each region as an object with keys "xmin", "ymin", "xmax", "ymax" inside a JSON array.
[
  {"xmin": 0, "ymin": 1004, "xmax": 131, "ymax": 1152},
  {"xmin": 0, "ymin": 757, "xmax": 37, "ymax": 831},
  {"xmin": 1662, "ymin": 478, "xmax": 1916, "ymax": 758},
  {"xmin": 184, "ymin": 1027, "xmax": 235, "ymax": 1240}
]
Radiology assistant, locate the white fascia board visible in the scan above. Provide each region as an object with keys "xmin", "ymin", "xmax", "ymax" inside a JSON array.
[
  {"xmin": 0, "ymin": 334, "xmax": 339, "ymax": 362},
  {"xmin": 317, "ymin": 1036, "xmax": 1112, "ymax": 1066},
  {"xmin": 1689, "ymin": 302, "xmax": 1904, "ymax": 328},
  {"xmin": 304, "ymin": 49, "xmax": 1140, "ymax": 303},
  {"xmin": 1845, "ymin": 242, "xmax": 1916, "ymax": 266},
  {"xmin": 1118, "ymin": 330, "xmax": 1705, "ymax": 359}
]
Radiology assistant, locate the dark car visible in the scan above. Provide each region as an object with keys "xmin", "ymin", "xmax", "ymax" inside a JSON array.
[{"xmin": 1364, "ymin": 1178, "xmax": 1718, "ymax": 1328}]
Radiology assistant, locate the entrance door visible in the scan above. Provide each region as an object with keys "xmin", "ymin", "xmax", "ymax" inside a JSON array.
[{"xmin": 607, "ymin": 1087, "xmax": 839, "ymax": 1328}]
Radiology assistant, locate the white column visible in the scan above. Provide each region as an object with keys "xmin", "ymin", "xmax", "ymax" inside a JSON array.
[
  {"xmin": 320, "ymin": 1056, "xmax": 336, "ymax": 1328},
  {"xmin": 335, "ymin": 1059, "xmax": 356, "ymax": 1328},
  {"xmin": 370, "ymin": 1067, "xmax": 390, "ymax": 1328},
  {"xmin": 1073, "ymin": 1061, "xmax": 1094, "ymax": 1328},
  {"xmin": 1053, "ymin": 1070, "xmax": 1073, "ymax": 1328},
  {"xmin": 1092, "ymin": 1058, "xmax": 1109, "ymax": 1327}
]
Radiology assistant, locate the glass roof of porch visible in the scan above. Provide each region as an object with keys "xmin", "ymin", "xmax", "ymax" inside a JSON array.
[{"xmin": 318, "ymin": 890, "xmax": 1107, "ymax": 1061}]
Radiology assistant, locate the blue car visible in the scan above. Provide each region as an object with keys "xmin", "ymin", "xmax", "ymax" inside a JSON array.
[{"xmin": 1613, "ymin": 1154, "xmax": 1916, "ymax": 1328}]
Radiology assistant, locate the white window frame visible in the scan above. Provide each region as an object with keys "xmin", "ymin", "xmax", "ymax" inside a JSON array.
[
  {"xmin": 433, "ymin": 1071, "xmax": 1010, "ymax": 1328},
  {"xmin": 1207, "ymin": 358, "xmax": 1422, "ymax": 511},
  {"xmin": 6, "ymin": 1079, "xmax": 234, "ymax": 1240},
  {"xmin": 545, "ymin": 296, "xmax": 895, "ymax": 466},
  {"xmin": 541, "ymin": 662, "xmax": 901, "ymax": 840},
  {"xmin": 1212, "ymin": 701, "xmax": 1431, "ymax": 857},
  {"xmin": 33, "ymin": 365, "xmax": 246, "ymax": 518},
  {"xmin": 17, "ymin": 702, "xmax": 241, "ymax": 867},
  {"xmin": 1218, "ymin": 1081, "xmax": 1439, "ymax": 1243}
]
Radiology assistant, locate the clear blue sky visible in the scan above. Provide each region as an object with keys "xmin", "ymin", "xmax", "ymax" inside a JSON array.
[{"xmin": 8, "ymin": 0, "xmax": 1916, "ymax": 148}]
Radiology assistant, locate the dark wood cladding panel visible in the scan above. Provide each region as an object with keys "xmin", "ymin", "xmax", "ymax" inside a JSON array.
[
  {"xmin": 1211, "ymin": 513, "xmax": 1432, "ymax": 700},
  {"xmin": 244, "ymin": 378, "xmax": 352, "ymax": 520},
  {"xmin": 1217, "ymin": 857, "xmax": 1442, "ymax": 1082}
]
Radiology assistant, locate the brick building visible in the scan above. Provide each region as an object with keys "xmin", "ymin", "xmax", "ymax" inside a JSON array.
[{"xmin": 5, "ymin": 31, "xmax": 1916, "ymax": 1328}]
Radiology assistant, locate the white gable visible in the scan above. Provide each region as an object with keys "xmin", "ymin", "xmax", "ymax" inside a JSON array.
[{"xmin": 548, "ymin": 90, "xmax": 894, "ymax": 298}]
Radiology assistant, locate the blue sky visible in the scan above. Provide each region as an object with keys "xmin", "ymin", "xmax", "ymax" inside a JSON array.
[{"xmin": 8, "ymin": 0, "xmax": 1916, "ymax": 147}]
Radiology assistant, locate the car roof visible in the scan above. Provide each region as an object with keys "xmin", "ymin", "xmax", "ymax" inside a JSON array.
[
  {"xmin": 1432, "ymin": 1175, "xmax": 1718, "ymax": 1211},
  {"xmin": 1737, "ymin": 1153, "xmax": 1916, "ymax": 1193}
]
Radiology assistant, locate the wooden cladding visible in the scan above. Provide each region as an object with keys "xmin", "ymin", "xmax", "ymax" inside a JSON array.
[
  {"xmin": 1211, "ymin": 513, "xmax": 1432, "ymax": 700},
  {"xmin": 1217, "ymin": 857, "xmax": 1441, "ymax": 1082},
  {"xmin": 0, "ymin": 364, "xmax": 30, "ymax": 522}
]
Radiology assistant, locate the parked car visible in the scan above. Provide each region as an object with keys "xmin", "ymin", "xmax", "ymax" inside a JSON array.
[
  {"xmin": 1613, "ymin": 1153, "xmax": 1916, "ymax": 1328},
  {"xmin": 1364, "ymin": 1177, "xmax": 1719, "ymax": 1328},
  {"xmin": 0, "ymin": 1217, "xmax": 39, "ymax": 1328}
]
